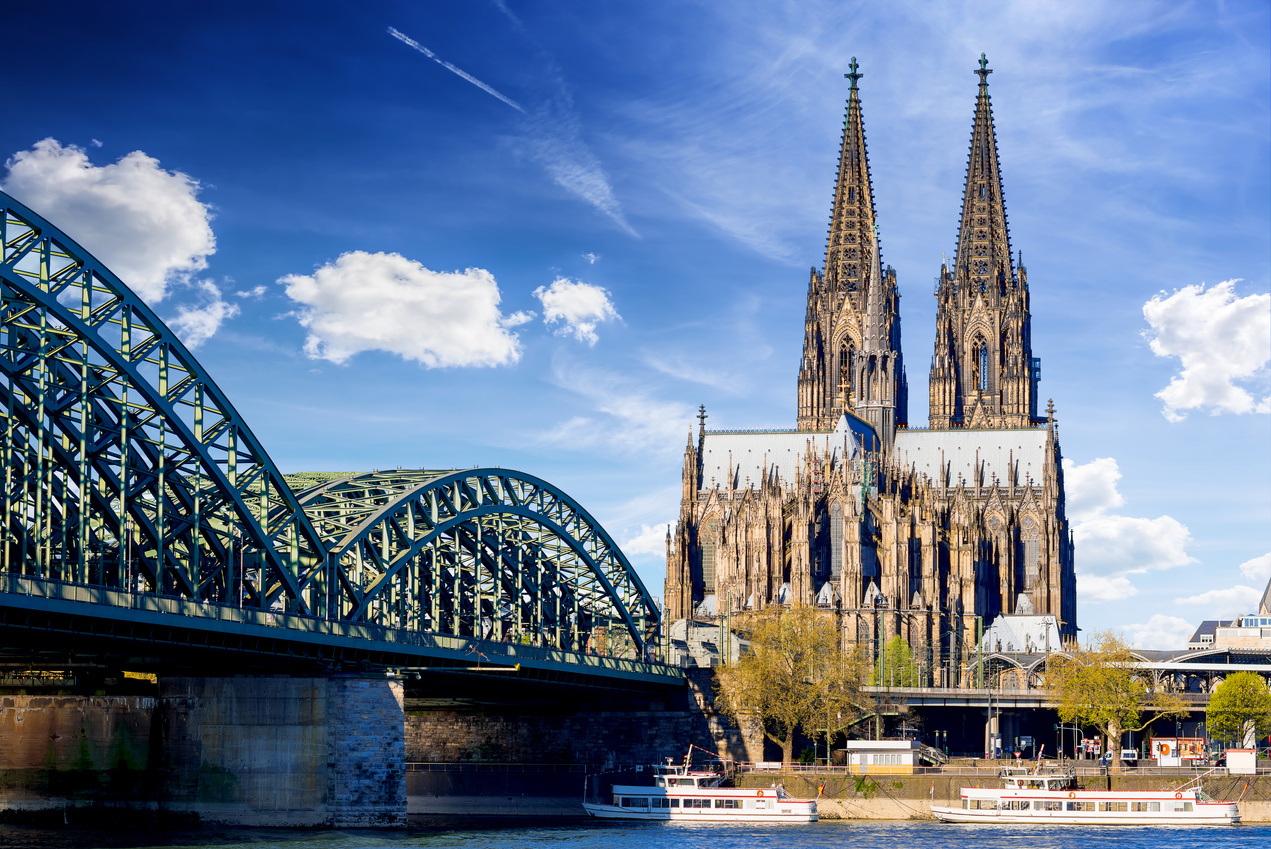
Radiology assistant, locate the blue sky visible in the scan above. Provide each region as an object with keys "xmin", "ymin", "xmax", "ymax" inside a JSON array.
[{"xmin": 2, "ymin": 0, "xmax": 1267, "ymax": 649}]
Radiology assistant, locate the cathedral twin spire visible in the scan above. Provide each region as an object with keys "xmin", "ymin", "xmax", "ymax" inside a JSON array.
[
  {"xmin": 799, "ymin": 54, "xmax": 1038, "ymax": 440},
  {"xmin": 930, "ymin": 54, "xmax": 1039, "ymax": 428},
  {"xmin": 797, "ymin": 58, "xmax": 906, "ymax": 441}
]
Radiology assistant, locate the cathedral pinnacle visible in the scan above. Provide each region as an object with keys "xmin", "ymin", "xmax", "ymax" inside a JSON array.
[
  {"xmin": 845, "ymin": 56, "xmax": 862, "ymax": 90},
  {"xmin": 976, "ymin": 53, "xmax": 992, "ymax": 87}
]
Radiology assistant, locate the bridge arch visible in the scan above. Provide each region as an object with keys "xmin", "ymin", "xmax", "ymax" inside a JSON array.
[
  {"xmin": 0, "ymin": 191, "xmax": 658, "ymax": 657},
  {"xmin": 297, "ymin": 469, "xmax": 660, "ymax": 653}
]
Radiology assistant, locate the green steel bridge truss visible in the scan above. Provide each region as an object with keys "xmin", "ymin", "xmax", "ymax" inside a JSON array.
[{"xmin": 0, "ymin": 190, "xmax": 659, "ymax": 663}]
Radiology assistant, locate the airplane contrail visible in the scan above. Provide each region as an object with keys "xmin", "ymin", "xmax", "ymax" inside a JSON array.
[{"xmin": 388, "ymin": 27, "xmax": 526, "ymax": 113}]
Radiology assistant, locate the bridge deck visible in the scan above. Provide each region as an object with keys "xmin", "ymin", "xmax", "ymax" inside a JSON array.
[{"xmin": 0, "ymin": 574, "xmax": 681, "ymax": 688}]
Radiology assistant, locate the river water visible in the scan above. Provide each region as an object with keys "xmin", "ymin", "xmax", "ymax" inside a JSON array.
[{"xmin": 2, "ymin": 819, "xmax": 1269, "ymax": 849}]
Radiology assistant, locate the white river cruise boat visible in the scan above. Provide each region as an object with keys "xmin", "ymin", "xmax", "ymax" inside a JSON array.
[
  {"xmin": 583, "ymin": 756, "xmax": 817, "ymax": 822},
  {"xmin": 931, "ymin": 766, "xmax": 1239, "ymax": 826}
]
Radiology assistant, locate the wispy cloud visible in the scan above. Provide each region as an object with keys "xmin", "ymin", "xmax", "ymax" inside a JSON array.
[
  {"xmin": 543, "ymin": 357, "xmax": 692, "ymax": 455},
  {"xmin": 522, "ymin": 85, "xmax": 638, "ymax": 237},
  {"xmin": 391, "ymin": 24, "xmax": 635, "ymax": 237},
  {"xmin": 388, "ymin": 26, "xmax": 525, "ymax": 113},
  {"xmin": 169, "ymin": 279, "xmax": 239, "ymax": 348}
]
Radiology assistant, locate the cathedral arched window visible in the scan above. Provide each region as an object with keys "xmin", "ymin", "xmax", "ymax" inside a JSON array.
[
  {"xmin": 839, "ymin": 342, "xmax": 855, "ymax": 403},
  {"xmin": 1020, "ymin": 518, "xmax": 1040, "ymax": 590},
  {"xmin": 979, "ymin": 342, "xmax": 989, "ymax": 391},
  {"xmin": 830, "ymin": 502, "xmax": 843, "ymax": 579},
  {"xmin": 908, "ymin": 538, "xmax": 922, "ymax": 593},
  {"xmin": 701, "ymin": 518, "xmax": 719, "ymax": 591}
]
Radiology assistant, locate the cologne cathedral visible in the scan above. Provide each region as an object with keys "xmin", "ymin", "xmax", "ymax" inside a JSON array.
[{"xmin": 664, "ymin": 57, "xmax": 1077, "ymax": 681}]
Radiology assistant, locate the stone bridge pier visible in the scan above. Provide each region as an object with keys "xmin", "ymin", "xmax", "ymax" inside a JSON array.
[{"xmin": 160, "ymin": 674, "xmax": 407, "ymax": 827}]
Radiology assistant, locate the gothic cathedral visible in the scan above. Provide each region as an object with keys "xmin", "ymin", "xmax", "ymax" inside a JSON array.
[{"xmin": 664, "ymin": 57, "xmax": 1077, "ymax": 681}]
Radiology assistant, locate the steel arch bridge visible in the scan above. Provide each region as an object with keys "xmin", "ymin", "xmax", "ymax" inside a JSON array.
[{"xmin": 0, "ymin": 190, "xmax": 664, "ymax": 680}]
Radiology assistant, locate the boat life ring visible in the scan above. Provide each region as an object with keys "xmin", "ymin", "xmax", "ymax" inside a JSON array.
[
  {"xmin": 756, "ymin": 790, "xmax": 764, "ymax": 797},
  {"xmin": 1175, "ymin": 792, "xmax": 1183, "ymax": 800},
  {"xmin": 1068, "ymin": 791, "xmax": 1076, "ymax": 799}
]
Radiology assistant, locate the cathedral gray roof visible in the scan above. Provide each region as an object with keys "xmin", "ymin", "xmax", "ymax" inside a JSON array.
[
  {"xmin": 699, "ymin": 414, "xmax": 872, "ymax": 489},
  {"xmin": 893, "ymin": 427, "xmax": 1049, "ymax": 487}
]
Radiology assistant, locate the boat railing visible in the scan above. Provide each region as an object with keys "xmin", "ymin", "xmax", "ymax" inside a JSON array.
[{"xmin": 734, "ymin": 760, "xmax": 1271, "ymax": 777}]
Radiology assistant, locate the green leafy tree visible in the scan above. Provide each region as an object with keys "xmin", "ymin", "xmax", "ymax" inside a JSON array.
[
  {"xmin": 871, "ymin": 636, "xmax": 922, "ymax": 687},
  {"xmin": 1208, "ymin": 672, "xmax": 1271, "ymax": 746},
  {"xmin": 1047, "ymin": 630, "xmax": 1188, "ymax": 764},
  {"xmin": 716, "ymin": 606, "xmax": 866, "ymax": 764}
]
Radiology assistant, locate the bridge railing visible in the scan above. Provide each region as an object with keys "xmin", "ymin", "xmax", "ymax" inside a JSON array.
[{"xmin": 0, "ymin": 572, "xmax": 681, "ymax": 680}]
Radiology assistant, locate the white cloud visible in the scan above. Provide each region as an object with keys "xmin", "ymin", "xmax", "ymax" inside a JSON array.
[
  {"xmin": 1064, "ymin": 457, "xmax": 1196, "ymax": 604},
  {"xmin": 279, "ymin": 251, "xmax": 532, "ymax": 367},
  {"xmin": 621, "ymin": 523, "xmax": 671, "ymax": 558},
  {"xmin": 1, "ymin": 138, "xmax": 215, "ymax": 303},
  {"xmin": 1238, "ymin": 552, "xmax": 1271, "ymax": 585},
  {"xmin": 533, "ymin": 277, "xmax": 619, "ymax": 345},
  {"xmin": 1171, "ymin": 553, "xmax": 1271, "ymax": 621},
  {"xmin": 168, "ymin": 280, "xmax": 240, "ymax": 348},
  {"xmin": 1073, "ymin": 514, "xmax": 1195, "ymax": 577},
  {"xmin": 1123, "ymin": 614, "xmax": 1195, "ymax": 651},
  {"xmin": 582, "ymin": 252, "xmax": 598, "ymax": 265},
  {"xmin": 1078, "ymin": 574, "xmax": 1139, "ymax": 604},
  {"xmin": 236, "ymin": 285, "xmax": 267, "ymax": 299},
  {"xmin": 1063, "ymin": 456, "xmax": 1124, "ymax": 522},
  {"xmin": 1142, "ymin": 280, "xmax": 1271, "ymax": 422},
  {"xmin": 1174, "ymin": 585, "xmax": 1263, "ymax": 618}
]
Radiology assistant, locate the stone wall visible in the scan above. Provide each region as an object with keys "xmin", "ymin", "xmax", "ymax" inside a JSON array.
[
  {"xmin": 407, "ymin": 670, "xmax": 755, "ymax": 767},
  {"xmin": 0, "ymin": 694, "xmax": 156, "ymax": 809},
  {"xmin": 0, "ymin": 675, "xmax": 407, "ymax": 827}
]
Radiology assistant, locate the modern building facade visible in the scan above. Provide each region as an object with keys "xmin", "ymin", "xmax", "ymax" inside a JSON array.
[{"xmin": 665, "ymin": 57, "xmax": 1077, "ymax": 683}]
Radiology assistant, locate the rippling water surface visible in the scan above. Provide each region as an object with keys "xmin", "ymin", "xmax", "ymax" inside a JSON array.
[{"xmin": 2, "ymin": 818, "xmax": 1269, "ymax": 849}]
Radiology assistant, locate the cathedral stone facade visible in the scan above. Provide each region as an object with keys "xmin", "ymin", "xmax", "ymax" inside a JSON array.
[{"xmin": 665, "ymin": 58, "xmax": 1077, "ymax": 684}]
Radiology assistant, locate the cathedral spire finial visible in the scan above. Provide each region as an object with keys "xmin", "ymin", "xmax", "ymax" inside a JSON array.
[
  {"xmin": 976, "ymin": 53, "xmax": 992, "ymax": 87},
  {"xmin": 697, "ymin": 404, "xmax": 708, "ymax": 431},
  {"xmin": 845, "ymin": 56, "xmax": 863, "ymax": 91}
]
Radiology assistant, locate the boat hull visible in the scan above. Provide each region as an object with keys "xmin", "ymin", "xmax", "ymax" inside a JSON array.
[
  {"xmin": 931, "ymin": 803, "xmax": 1239, "ymax": 825},
  {"xmin": 583, "ymin": 801, "xmax": 817, "ymax": 822}
]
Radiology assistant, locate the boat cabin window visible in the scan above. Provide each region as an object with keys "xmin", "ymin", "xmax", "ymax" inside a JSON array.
[
  {"xmin": 1131, "ymin": 802, "xmax": 1159, "ymax": 812},
  {"xmin": 1035, "ymin": 800, "xmax": 1062, "ymax": 811},
  {"xmin": 1180, "ymin": 802, "xmax": 1193, "ymax": 812},
  {"xmin": 1003, "ymin": 800, "xmax": 1029, "ymax": 811},
  {"xmin": 669, "ymin": 798, "xmax": 679, "ymax": 807},
  {"xmin": 970, "ymin": 799, "xmax": 996, "ymax": 810},
  {"xmin": 669, "ymin": 778, "xmax": 696, "ymax": 787},
  {"xmin": 682, "ymin": 798, "xmax": 710, "ymax": 809},
  {"xmin": 1065, "ymin": 801, "xmax": 1095, "ymax": 812},
  {"xmin": 1101, "ymin": 801, "xmax": 1128, "ymax": 812},
  {"xmin": 650, "ymin": 798, "xmax": 671, "ymax": 809},
  {"xmin": 619, "ymin": 797, "xmax": 648, "ymax": 808},
  {"xmin": 714, "ymin": 799, "xmax": 742, "ymax": 809}
]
